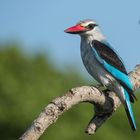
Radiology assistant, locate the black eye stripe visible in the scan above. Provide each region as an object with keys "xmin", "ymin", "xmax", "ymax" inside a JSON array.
[{"xmin": 86, "ymin": 23, "xmax": 97, "ymax": 29}]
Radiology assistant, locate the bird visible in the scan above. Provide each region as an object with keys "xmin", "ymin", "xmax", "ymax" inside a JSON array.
[{"xmin": 64, "ymin": 19, "xmax": 137, "ymax": 131}]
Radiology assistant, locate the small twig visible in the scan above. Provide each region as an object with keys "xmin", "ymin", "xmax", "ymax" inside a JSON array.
[{"xmin": 19, "ymin": 64, "xmax": 140, "ymax": 140}]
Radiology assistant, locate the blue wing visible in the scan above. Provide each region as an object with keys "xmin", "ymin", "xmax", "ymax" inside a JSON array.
[
  {"xmin": 103, "ymin": 61, "xmax": 132, "ymax": 90},
  {"xmin": 92, "ymin": 40, "xmax": 136, "ymax": 102},
  {"xmin": 89, "ymin": 41, "xmax": 136, "ymax": 130},
  {"xmin": 92, "ymin": 40, "xmax": 127, "ymax": 74},
  {"xmin": 91, "ymin": 41, "xmax": 137, "ymax": 130}
]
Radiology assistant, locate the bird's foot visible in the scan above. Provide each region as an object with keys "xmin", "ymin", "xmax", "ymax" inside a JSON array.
[{"xmin": 94, "ymin": 84, "xmax": 110, "ymax": 93}]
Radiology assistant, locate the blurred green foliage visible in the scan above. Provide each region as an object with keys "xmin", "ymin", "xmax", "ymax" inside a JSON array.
[{"xmin": 0, "ymin": 44, "xmax": 140, "ymax": 140}]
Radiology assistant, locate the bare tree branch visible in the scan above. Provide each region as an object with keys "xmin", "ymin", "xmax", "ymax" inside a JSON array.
[{"xmin": 19, "ymin": 64, "xmax": 140, "ymax": 140}]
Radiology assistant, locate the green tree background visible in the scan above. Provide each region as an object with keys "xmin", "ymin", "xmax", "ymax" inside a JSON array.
[{"xmin": 0, "ymin": 44, "xmax": 140, "ymax": 140}]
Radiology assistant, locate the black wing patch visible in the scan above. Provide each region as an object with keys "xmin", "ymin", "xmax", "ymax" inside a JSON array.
[
  {"xmin": 92, "ymin": 40, "xmax": 137, "ymax": 103},
  {"xmin": 92, "ymin": 40, "xmax": 127, "ymax": 74}
]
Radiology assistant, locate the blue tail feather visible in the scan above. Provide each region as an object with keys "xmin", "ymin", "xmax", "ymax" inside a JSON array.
[{"xmin": 124, "ymin": 89, "xmax": 136, "ymax": 131}]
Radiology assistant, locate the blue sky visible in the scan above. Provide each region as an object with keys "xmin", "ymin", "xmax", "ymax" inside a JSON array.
[{"xmin": 0, "ymin": 0, "xmax": 140, "ymax": 77}]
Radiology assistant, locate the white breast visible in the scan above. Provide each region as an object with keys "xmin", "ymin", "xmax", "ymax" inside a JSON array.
[{"xmin": 80, "ymin": 38, "xmax": 113, "ymax": 86}]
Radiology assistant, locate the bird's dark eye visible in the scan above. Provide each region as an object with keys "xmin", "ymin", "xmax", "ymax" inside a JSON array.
[{"xmin": 87, "ymin": 24, "xmax": 97, "ymax": 30}]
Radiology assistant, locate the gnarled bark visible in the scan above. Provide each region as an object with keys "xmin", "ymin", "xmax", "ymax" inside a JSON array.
[{"xmin": 19, "ymin": 64, "xmax": 140, "ymax": 140}]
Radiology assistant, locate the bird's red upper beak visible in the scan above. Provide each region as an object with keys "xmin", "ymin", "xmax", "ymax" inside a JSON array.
[{"xmin": 64, "ymin": 24, "xmax": 87, "ymax": 34}]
